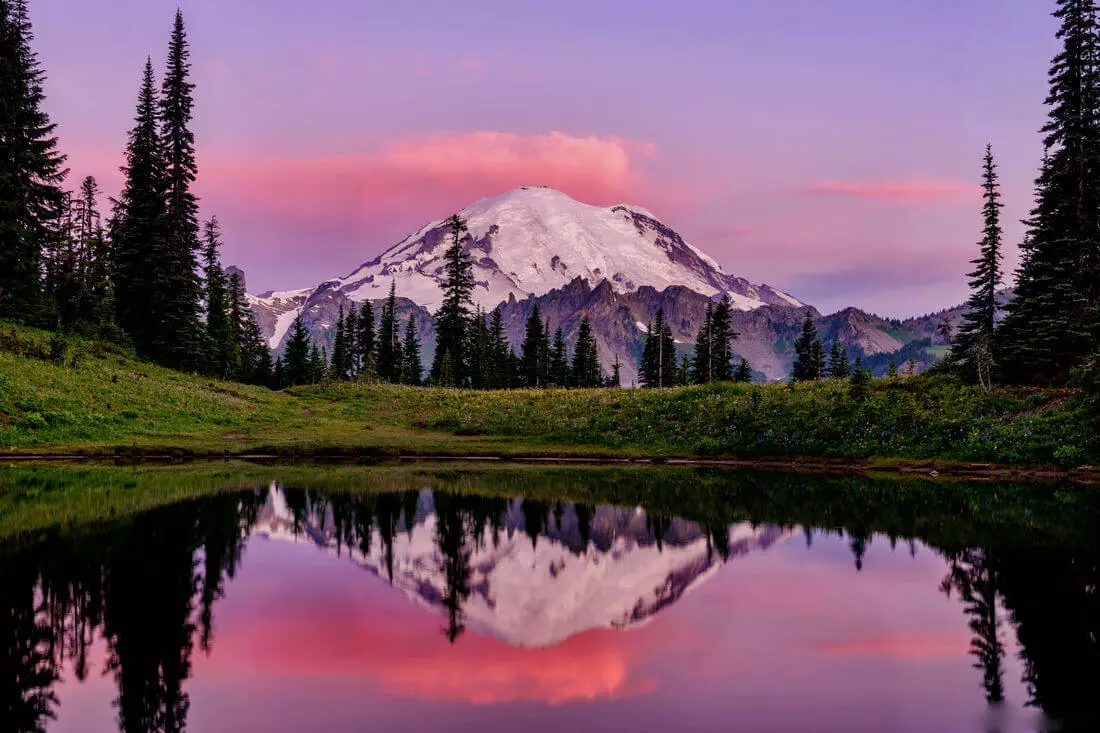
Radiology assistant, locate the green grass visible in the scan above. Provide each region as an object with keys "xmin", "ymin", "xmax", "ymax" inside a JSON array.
[{"xmin": 1, "ymin": 321, "xmax": 1097, "ymax": 469}]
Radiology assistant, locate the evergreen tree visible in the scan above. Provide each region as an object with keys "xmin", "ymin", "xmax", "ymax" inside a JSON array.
[
  {"xmin": 401, "ymin": 317, "xmax": 422, "ymax": 386},
  {"xmin": 431, "ymin": 215, "xmax": 474, "ymax": 385},
  {"xmin": 887, "ymin": 361, "xmax": 899, "ymax": 378},
  {"xmin": 308, "ymin": 343, "xmax": 326, "ymax": 383},
  {"xmin": 282, "ymin": 314, "xmax": 311, "ymax": 386},
  {"xmin": 692, "ymin": 301, "xmax": 714, "ymax": 384},
  {"xmin": 850, "ymin": 356, "xmax": 871, "ymax": 400},
  {"xmin": 610, "ymin": 353, "xmax": 622, "ymax": 387},
  {"xmin": 640, "ymin": 309, "xmax": 676, "ymax": 387},
  {"xmin": 0, "ymin": 0, "xmax": 67, "ymax": 323},
  {"xmin": 550, "ymin": 327, "xmax": 569, "ymax": 387},
  {"xmin": 356, "ymin": 300, "xmax": 376, "ymax": 378},
  {"xmin": 734, "ymin": 357, "xmax": 753, "ymax": 383},
  {"xmin": 710, "ymin": 294, "xmax": 737, "ymax": 381},
  {"xmin": 828, "ymin": 342, "xmax": 851, "ymax": 379},
  {"xmin": 571, "ymin": 315, "xmax": 602, "ymax": 388},
  {"xmin": 73, "ymin": 176, "xmax": 113, "ymax": 330},
  {"xmin": 999, "ymin": 0, "xmax": 1100, "ymax": 384},
  {"xmin": 678, "ymin": 353, "xmax": 692, "ymax": 386},
  {"xmin": 520, "ymin": 304, "xmax": 548, "ymax": 387},
  {"xmin": 376, "ymin": 281, "xmax": 400, "ymax": 382},
  {"xmin": 488, "ymin": 307, "xmax": 509, "ymax": 389},
  {"xmin": 466, "ymin": 307, "xmax": 490, "ymax": 389},
  {"xmin": 812, "ymin": 338, "xmax": 826, "ymax": 380},
  {"xmin": 329, "ymin": 306, "xmax": 350, "ymax": 381},
  {"xmin": 792, "ymin": 312, "xmax": 819, "ymax": 381},
  {"xmin": 154, "ymin": 10, "xmax": 202, "ymax": 369},
  {"xmin": 201, "ymin": 217, "xmax": 235, "ymax": 377},
  {"xmin": 112, "ymin": 59, "xmax": 166, "ymax": 356},
  {"xmin": 953, "ymin": 145, "xmax": 1004, "ymax": 381}
]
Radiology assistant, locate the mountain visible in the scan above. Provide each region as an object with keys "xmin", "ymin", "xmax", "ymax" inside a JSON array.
[
  {"xmin": 243, "ymin": 186, "xmax": 970, "ymax": 381},
  {"xmin": 253, "ymin": 485, "xmax": 791, "ymax": 648}
]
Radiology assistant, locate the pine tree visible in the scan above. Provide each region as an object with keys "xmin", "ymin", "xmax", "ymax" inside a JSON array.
[
  {"xmin": 887, "ymin": 361, "xmax": 899, "ymax": 377},
  {"xmin": 733, "ymin": 357, "xmax": 753, "ymax": 383},
  {"xmin": 710, "ymin": 294, "xmax": 737, "ymax": 381},
  {"xmin": 0, "ymin": 0, "xmax": 67, "ymax": 323},
  {"xmin": 521, "ymin": 304, "xmax": 547, "ymax": 388},
  {"xmin": 488, "ymin": 308, "xmax": 509, "ymax": 389},
  {"xmin": 466, "ymin": 306, "xmax": 489, "ymax": 389},
  {"xmin": 953, "ymin": 145, "xmax": 1004, "ymax": 381},
  {"xmin": 850, "ymin": 356, "xmax": 871, "ymax": 400},
  {"xmin": 154, "ymin": 10, "xmax": 202, "ymax": 369},
  {"xmin": 74, "ymin": 176, "xmax": 113, "ymax": 330},
  {"xmin": 571, "ymin": 315, "xmax": 602, "ymax": 388},
  {"xmin": 692, "ymin": 301, "xmax": 714, "ymax": 384},
  {"xmin": 678, "ymin": 353, "xmax": 692, "ymax": 386},
  {"xmin": 550, "ymin": 327, "xmax": 569, "ymax": 387},
  {"xmin": 308, "ymin": 343, "xmax": 326, "ymax": 383},
  {"xmin": 792, "ymin": 312, "xmax": 819, "ymax": 381},
  {"xmin": 401, "ymin": 317, "xmax": 422, "ymax": 385},
  {"xmin": 112, "ymin": 58, "xmax": 166, "ymax": 355},
  {"xmin": 376, "ymin": 281, "xmax": 400, "ymax": 382},
  {"xmin": 356, "ymin": 300, "xmax": 376, "ymax": 378},
  {"xmin": 641, "ymin": 309, "xmax": 677, "ymax": 387},
  {"xmin": 329, "ymin": 305, "xmax": 350, "ymax": 381},
  {"xmin": 201, "ymin": 217, "xmax": 235, "ymax": 377},
  {"xmin": 999, "ymin": 0, "xmax": 1100, "ymax": 384},
  {"xmin": 283, "ymin": 314, "xmax": 311, "ymax": 386},
  {"xmin": 431, "ymin": 215, "xmax": 474, "ymax": 385},
  {"xmin": 812, "ymin": 338, "xmax": 826, "ymax": 380},
  {"xmin": 610, "ymin": 354, "xmax": 622, "ymax": 388}
]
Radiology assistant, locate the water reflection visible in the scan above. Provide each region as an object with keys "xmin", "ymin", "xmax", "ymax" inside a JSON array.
[{"xmin": 0, "ymin": 471, "xmax": 1097, "ymax": 732}]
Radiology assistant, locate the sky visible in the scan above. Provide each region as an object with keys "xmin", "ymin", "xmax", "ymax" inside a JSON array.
[{"xmin": 32, "ymin": 0, "xmax": 1058, "ymax": 317}]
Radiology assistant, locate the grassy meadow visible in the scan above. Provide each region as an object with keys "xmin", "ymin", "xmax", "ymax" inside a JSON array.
[{"xmin": 1, "ymin": 321, "xmax": 1096, "ymax": 471}]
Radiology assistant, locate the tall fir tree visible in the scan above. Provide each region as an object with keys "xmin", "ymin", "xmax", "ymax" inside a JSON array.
[
  {"xmin": 227, "ymin": 272, "xmax": 271, "ymax": 386},
  {"xmin": 112, "ymin": 58, "xmax": 166, "ymax": 356},
  {"xmin": 792, "ymin": 312, "xmax": 820, "ymax": 382},
  {"xmin": 692, "ymin": 301, "xmax": 714, "ymax": 384},
  {"xmin": 571, "ymin": 315, "xmax": 602, "ymax": 388},
  {"xmin": 376, "ymin": 281, "xmax": 400, "ymax": 382},
  {"xmin": 201, "ymin": 217, "xmax": 235, "ymax": 377},
  {"xmin": 401, "ymin": 317, "xmax": 422, "ymax": 386},
  {"xmin": 828, "ymin": 342, "xmax": 851, "ymax": 379},
  {"xmin": 709, "ymin": 294, "xmax": 737, "ymax": 381},
  {"xmin": 488, "ymin": 307, "xmax": 509, "ymax": 389},
  {"xmin": 282, "ymin": 314, "xmax": 311, "ymax": 386},
  {"xmin": 999, "ymin": 0, "xmax": 1100, "ymax": 384},
  {"xmin": 640, "ymin": 309, "xmax": 676, "ymax": 387},
  {"xmin": 329, "ymin": 306, "xmax": 350, "ymax": 381},
  {"xmin": 0, "ymin": 0, "xmax": 67, "ymax": 323},
  {"xmin": 154, "ymin": 10, "xmax": 203, "ymax": 369},
  {"xmin": 431, "ymin": 215, "xmax": 474, "ymax": 385},
  {"xmin": 520, "ymin": 304, "xmax": 547, "ymax": 387},
  {"xmin": 356, "ymin": 300, "xmax": 376, "ymax": 378},
  {"xmin": 734, "ymin": 357, "xmax": 753, "ymax": 383},
  {"xmin": 466, "ymin": 306, "xmax": 490, "ymax": 389},
  {"xmin": 550, "ymin": 327, "xmax": 569, "ymax": 387},
  {"xmin": 610, "ymin": 353, "xmax": 622, "ymax": 388},
  {"xmin": 953, "ymin": 145, "xmax": 1005, "ymax": 380}
]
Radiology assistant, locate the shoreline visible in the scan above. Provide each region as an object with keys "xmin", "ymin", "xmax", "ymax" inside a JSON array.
[{"xmin": 4, "ymin": 450, "xmax": 1097, "ymax": 484}]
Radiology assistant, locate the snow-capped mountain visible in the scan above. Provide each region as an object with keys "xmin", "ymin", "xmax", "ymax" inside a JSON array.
[
  {"xmin": 248, "ymin": 186, "xmax": 803, "ymax": 351},
  {"xmin": 243, "ymin": 186, "xmax": 958, "ymax": 380},
  {"xmin": 252, "ymin": 485, "xmax": 790, "ymax": 648}
]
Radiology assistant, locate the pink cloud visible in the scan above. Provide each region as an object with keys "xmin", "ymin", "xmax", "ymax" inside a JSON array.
[
  {"xmin": 198, "ymin": 130, "xmax": 657, "ymax": 242},
  {"xmin": 807, "ymin": 179, "xmax": 978, "ymax": 202},
  {"xmin": 813, "ymin": 632, "xmax": 970, "ymax": 661}
]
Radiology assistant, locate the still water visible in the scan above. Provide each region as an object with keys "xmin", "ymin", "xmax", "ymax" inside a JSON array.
[{"xmin": 1, "ymin": 466, "xmax": 1097, "ymax": 732}]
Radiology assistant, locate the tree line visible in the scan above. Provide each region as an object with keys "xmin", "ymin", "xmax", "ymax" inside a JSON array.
[{"xmin": 0, "ymin": 5, "xmax": 273, "ymax": 385}]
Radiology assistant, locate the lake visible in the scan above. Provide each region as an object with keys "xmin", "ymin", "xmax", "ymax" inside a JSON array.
[{"xmin": 1, "ymin": 464, "xmax": 1097, "ymax": 732}]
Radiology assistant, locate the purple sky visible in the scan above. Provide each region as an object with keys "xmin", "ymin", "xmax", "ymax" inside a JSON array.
[{"xmin": 33, "ymin": 0, "xmax": 1056, "ymax": 316}]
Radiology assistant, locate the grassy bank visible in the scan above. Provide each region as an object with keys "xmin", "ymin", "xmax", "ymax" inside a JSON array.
[{"xmin": 1, "ymin": 321, "xmax": 1096, "ymax": 469}]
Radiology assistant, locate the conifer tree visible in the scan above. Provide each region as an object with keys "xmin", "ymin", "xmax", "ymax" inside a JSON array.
[
  {"xmin": 308, "ymin": 343, "xmax": 326, "ymax": 383},
  {"xmin": 678, "ymin": 353, "xmax": 692, "ymax": 386},
  {"xmin": 329, "ymin": 305, "xmax": 350, "ymax": 381},
  {"xmin": 953, "ymin": 145, "xmax": 1004, "ymax": 380},
  {"xmin": 610, "ymin": 353, "xmax": 622, "ymax": 387},
  {"xmin": 376, "ymin": 281, "xmax": 400, "ymax": 382},
  {"xmin": 0, "ymin": 0, "xmax": 67, "ymax": 323},
  {"xmin": 792, "ymin": 312, "xmax": 819, "ymax": 381},
  {"xmin": 550, "ymin": 327, "xmax": 569, "ymax": 387},
  {"xmin": 201, "ymin": 217, "xmax": 235, "ymax": 377},
  {"xmin": 692, "ymin": 301, "xmax": 714, "ymax": 384},
  {"xmin": 112, "ymin": 59, "xmax": 166, "ymax": 355},
  {"xmin": 571, "ymin": 315, "xmax": 602, "ymax": 388},
  {"xmin": 641, "ymin": 309, "xmax": 676, "ymax": 387},
  {"xmin": 229, "ymin": 275, "xmax": 271, "ymax": 387},
  {"xmin": 74, "ymin": 176, "xmax": 113, "ymax": 329},
  {"xmin": 734, "ymin": 357, "xmax": 753, "ymax": 383},
  {"xmin": 466, "ymin": 306, "xmax": 490, "ymax": 389},
  {"xmin": 283, "ymin": 314, "xmax": 311, "ymax": 386},
  {"xmin": 155, "ymin": 10, "xmax": 202, "ymax": 369},
  {"xmin": 999, "ymin": 0, "xmax": 1100, "ymax": 384},
  {"xmin": 710, "ymin": 294, "xmax": 737, "ymax": 381},
  {"xmin": 812, "ymin": 338, "xmax": 826, "ymax": 380},
  {"xmin": 431, "ymin": 215, "xmax": 474, "ymax": 384},
  {"xmin": 488, "ymin": 308, "xmax": 509, "ymax": 388},
  {"xmin": 521, "ymin": 304, "xmax": 547, "ymax": 387},
  {"xmin": 356, "ymin": 300, "xmax": 376, "ymax": 378},
  {"xmin": 850, "ymin": 356, "xmax": 871, "ymax": 400},
  {"xmin": 401, "ymin": 317, "xmax": 422, "ymax": 385},
  {"xmin": 887, "ymin": 361, "xmax": 899, "ymax": 378}
]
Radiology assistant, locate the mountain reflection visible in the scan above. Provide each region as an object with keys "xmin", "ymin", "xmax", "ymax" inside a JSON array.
[{"xmin": 0, "ymin": 478, "xmax": 1097, "ymax": 732}]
